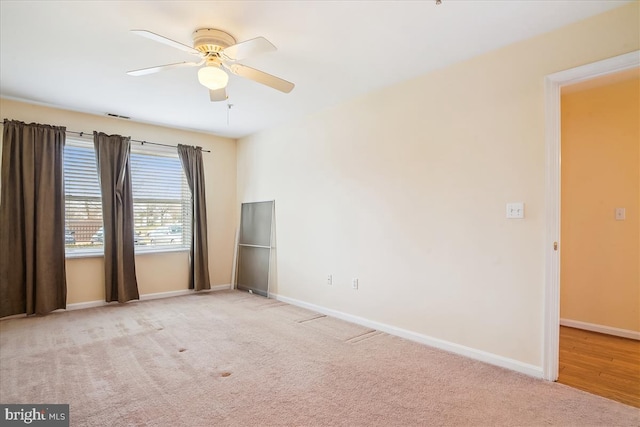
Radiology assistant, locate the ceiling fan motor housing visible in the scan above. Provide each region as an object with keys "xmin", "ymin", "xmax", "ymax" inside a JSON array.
[{"xmin": 192, "ymin": 28, "xmax": 236, "ymax": 54}]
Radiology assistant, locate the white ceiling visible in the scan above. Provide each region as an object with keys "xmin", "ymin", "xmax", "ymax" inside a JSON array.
[{"xmin": 0, "ymin": 1, "xmax": 631, "ymax": 139}]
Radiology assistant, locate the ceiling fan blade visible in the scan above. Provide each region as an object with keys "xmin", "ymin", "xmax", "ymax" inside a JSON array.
[
  {"xmin": 131, "ymin": 30, "xmax": 201, "ymax": 56},
  {"xmin": 221, "ymin": 37, "xmax": 276, "ymax": 61},
  {"xmin": 209, "ymin": 88, "xmax": 228, "ymax": 102},
  {"xmin": 225, "ymin": 63, "xmax": 294, "ymax": 93},
  {"xmin": 127, "ymin": 61, "xmax": 202, "ymax": 76}
]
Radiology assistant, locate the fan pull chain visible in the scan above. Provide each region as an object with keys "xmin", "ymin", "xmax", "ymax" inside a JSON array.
[{"xmin": 227, "ymin": 103, "xmax": 233, "ymax": 126}]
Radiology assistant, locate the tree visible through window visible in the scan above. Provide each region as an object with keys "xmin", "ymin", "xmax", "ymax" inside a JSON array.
[{"xmin": 64, "ymin": 138, "xmax": 191, "ymax": 254}]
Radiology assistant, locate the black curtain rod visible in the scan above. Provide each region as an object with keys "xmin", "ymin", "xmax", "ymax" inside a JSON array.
[
  {"xmin": 67, "ymin": 130, "xmax": 211, "ymax": 153},
  {"xmin": 1, "ymin": 121, "xmax": 210, "ymax": 153}
]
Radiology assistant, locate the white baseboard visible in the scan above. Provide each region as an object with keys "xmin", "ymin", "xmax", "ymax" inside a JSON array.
[
  {"xmin": 560, "ymin": 318, "xmax": 640, "ymax": 340},
  {"xmin": 271, "ymin": 293, "xmax": 543, "ymax": 379},
  {"xmin": 66, "ymin": 284, "xmax": 232, "ymax": 312},
  {"xmin": 65, "ymin": 300, "xmax": 110, "ymax": 311}
]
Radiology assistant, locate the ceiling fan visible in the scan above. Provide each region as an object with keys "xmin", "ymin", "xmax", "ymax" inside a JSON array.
[{"xmin": 127, "ymin": 28, "xmax": 295, "ymax": 102}]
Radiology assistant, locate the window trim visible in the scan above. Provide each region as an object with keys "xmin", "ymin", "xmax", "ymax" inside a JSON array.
[{"xmin": 65, "ymin": 245, "xmax": 189, "ymax": 259}]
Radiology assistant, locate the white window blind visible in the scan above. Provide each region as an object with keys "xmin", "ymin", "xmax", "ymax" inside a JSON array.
[
  {"xmin": 130, "ymin": 143, "xmax": 191, "ymax": 248},
  {"xmin": 64, "ymin": 139, "xmax": 103, "ymax": 250},
  {"xmin": 64, "ymin": 138, "xmax": 192, "ymax": 254}
]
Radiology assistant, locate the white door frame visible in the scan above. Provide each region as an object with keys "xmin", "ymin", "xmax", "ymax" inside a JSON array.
[{"xmin": 543, "ymin": 50, "xmax": 639, "ymax": 381}]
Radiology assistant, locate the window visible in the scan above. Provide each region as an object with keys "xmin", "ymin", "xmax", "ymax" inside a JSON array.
[
  {"xmin": 64, "ymin": 138, "xmax": 191, "ymax": 255},
  {"xmin": 64, "ymin": 140, "xmax": 103, "ymax": 250},
  {"xmin": 129, "ymin": 143, "xmax": 191, "ymax": 248}
]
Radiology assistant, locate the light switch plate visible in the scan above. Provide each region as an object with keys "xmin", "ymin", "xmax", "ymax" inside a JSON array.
[
  {"xmin": 615, "ymin": 207, "xmax": 626, "ymax": 221},
  {"xmin": 506, "ymin": 202, "xmax": 524, "ymax": 219}
]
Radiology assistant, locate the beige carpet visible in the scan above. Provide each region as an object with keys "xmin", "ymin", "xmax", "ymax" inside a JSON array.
[{"xmin": 1, "ymin": 290, "xmax": 638, "ymax": 426}]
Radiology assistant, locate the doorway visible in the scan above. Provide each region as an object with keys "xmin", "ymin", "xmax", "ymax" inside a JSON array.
[
  {"xmin": 543, "ymin": 50, "xmax": 639, "ymax": 400},
  {"xmin": 557, "ymin": 69, "xmax": 639, "ymax": 407}
]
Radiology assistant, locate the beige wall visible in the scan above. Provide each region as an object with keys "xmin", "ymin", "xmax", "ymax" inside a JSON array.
[
  {"xmin": 237, "ymin": 3, "xmax": 639, "ymax": 367},
  {"xmin": 0, "ymin": 98, "xmax": 237, "ymax": 303},
  {"xmin": 560, "ymin": 75, "xmax": 639, "ymax": 332}
]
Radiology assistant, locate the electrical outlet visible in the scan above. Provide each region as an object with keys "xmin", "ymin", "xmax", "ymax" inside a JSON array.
[
  {"xmin": 352, "ymin": 278, "xmax": 358, "ymax": 290},
  {"xmin": 327, "ymin": 274, "xmax": 332, "ymax": 285}
]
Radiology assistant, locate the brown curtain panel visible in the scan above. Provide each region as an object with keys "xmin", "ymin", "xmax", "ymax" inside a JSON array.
[
  {"xmin": 94, "ymin": 132, "xmax": 139, "ymax": 303},
  {"xmin": 0, "ymin": 120, "xmax": 67, "ymax": 317},
  {"xmin": 177, "ymin": 144, "xmax": 211, "ymax": 291}
]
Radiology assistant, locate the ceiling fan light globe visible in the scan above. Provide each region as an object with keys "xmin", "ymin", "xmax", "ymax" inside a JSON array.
[{"xmin": 198, "ymin": 66, "xmax": 229, "ymax": 90}]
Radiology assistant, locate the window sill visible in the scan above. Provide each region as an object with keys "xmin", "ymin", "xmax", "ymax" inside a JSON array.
[
  {"xmin": 135, "ymin": 246, "xmax": 189, "ymax": 256},
  {"xmin": 65, "ymin": 249, "xmax": 104, "ymax": 259},
  {"xmin": 65, "ymin": 246, "xmax": 189, "ymax": 259}
]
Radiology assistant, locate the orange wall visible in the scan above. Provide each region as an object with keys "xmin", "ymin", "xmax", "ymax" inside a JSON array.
[{"xmin": 560, "ymin": 74, "xmax": 640, "ymax": 332}]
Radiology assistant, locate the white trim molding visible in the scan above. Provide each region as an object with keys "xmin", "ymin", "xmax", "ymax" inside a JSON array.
[
  {"xmin": 543, "ymin": 50, "xmax": 639, "ymax": 381},
  {"xmin": 65, "ymin": 284, "xmax": 231, "ymax": 312},
  {"xmin": 560, "ymin": 319, "xmax": 640, "ymax": 341},
  {"xmin": 272, "ymin": 293, "xmax": 543, "ymax": 379}
]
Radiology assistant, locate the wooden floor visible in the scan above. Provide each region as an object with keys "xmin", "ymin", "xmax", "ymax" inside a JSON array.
[{"xmin": 558, "ymin": 326, "xmax": 640, "ymax": 407}]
